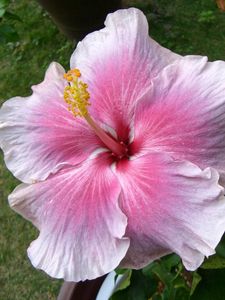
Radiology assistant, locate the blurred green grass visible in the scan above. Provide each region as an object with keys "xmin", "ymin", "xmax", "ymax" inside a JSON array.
[{"xmin": 0, "ymin": 0, "xmax": 225, "ymax": 299}]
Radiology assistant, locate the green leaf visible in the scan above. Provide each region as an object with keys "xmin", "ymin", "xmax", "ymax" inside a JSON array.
[
  {"xmin": 173, "ymin": 276, "xmax": 189, "ymax": 290},
  {"xmin": 114, "ymin": 270, "xmax": 132, "ymax": 292},
  {"xmin": 0, "ymin": 0, "xmax": 9, "ymax": 9},
  {"xmin": 174, "ymin": 288, "xmax": 190, "ymax": 300},
  {"xmin": 201, "ymin": 255, "xmax": 225, "ymax": 269},
  {"xmin": 143, "ymin": 260, "xmax": 178, "ymax": 287},
  {"xmin": 216, "ymin": 235, "xmax": 225, "ymax": 258},
  {"xmin": 4, "ymin": 11, "xmax": 22, "ymax": 22},
  {"xmin": 191, "ymin": 269, "xmax": 225, "ymax": 300},
  {"xmin": 0, "ymin": 7, "xmax": 5, "ymax": 17},
  {"xmin": 152, "ymin": 295, "xmax": 163, "ymax": 300},
  {"xmin": 190, "ymin": 272, "xmax": 201, "ymax": 296},
  {"xmin": 162, "ymin": 254, "xmax": 181, "ymax": 271},
  {"xmin": 115, "ymin": 268, "xmax": 128, "ymax": 275},
  {"xmin": 111, "ymin": 270, "xmax": 157, "ymax": 300},
  {"xmin": 0, "ymin": 24, "xmax": 19, "ymax": 42}
]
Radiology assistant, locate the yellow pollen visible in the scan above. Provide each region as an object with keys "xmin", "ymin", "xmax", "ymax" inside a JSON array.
[{"xmin": 63, "ymin": 68, "xmax": 90, "ymax": 117}]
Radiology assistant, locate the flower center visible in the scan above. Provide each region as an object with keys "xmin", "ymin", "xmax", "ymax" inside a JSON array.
[{"xmin": 63, "ymin": 69, "xmax": 128, "ymax": 158}]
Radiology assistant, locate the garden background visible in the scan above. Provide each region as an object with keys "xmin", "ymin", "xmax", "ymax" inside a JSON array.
[{"xmin": 0, "ymin": 0, "xmax": 225, "ymax": 299}]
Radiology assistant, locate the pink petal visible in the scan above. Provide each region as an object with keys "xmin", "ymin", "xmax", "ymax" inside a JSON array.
[
  {"xmin": 115, "ymin": 152, "xmax": 225, "ymax": 270},
  {"xmin": 8, "ymin": 154, "xmax": 129, "ymax": 281},
  {"xmin": 132, "ymin": 56, "xmax": 225, "ymax": 180},
  {"xmin": 70, "ymin": 8, "xmax": 180, "ymax": 140},
  {"xmin": 0, "ymin": 62, "xmax": 102, "ymax": 184}
]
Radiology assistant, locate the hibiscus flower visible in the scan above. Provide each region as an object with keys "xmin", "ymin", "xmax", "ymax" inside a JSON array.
[{"xmin": 1, "ymin": 8, "xmax": 225, "ymax": 282}]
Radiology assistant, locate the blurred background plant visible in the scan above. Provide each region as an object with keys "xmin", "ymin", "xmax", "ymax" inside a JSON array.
[
  {"xmin": 0, "ymin": 0, "xmax": 225, "ymax": 299},
  {"xmin": 0, "ymin": 0, "xmax": 21, "ymax": 43}
]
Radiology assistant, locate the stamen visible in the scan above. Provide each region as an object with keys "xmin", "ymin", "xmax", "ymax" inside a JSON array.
[
  {"xmin": 63, "ymin": 68, "xmax": 127, "ymax": 157},
  {"xmin": 63, "ymin": 68, "xmax": 90, "ymax": 117}
]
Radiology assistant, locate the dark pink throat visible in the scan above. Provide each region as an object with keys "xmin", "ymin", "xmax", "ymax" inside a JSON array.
[
  {"xmin": 85, "ymin": 114, "xmax": 130, "ymax": 159},
  {"xmin": 110, "ymin": 140, "xmax": 130, "ymax": 160}
]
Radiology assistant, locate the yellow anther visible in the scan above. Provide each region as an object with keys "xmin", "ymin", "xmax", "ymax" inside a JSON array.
[
  {"xmin": 72, "ymin": 69, "xmax": 81, "ymax": 77},
  {"xmin": 64, "ymin": 73, "xmax": 73, "ymax": 81},
  {"xmin": 63, "ymin": 68, "xmax": 90, "ymax": 117}
]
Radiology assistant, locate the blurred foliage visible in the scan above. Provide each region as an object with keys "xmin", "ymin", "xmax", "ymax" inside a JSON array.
[
  {"xmin": 191, "ymin": 269, "xmax": 225, "ymax": 300},
  {"xmin": 128, "ymin": 0, "xmax": 225, "ymax": 60},
  {"xmin": 197, "ymin": 10, "xmax": 216, "ymax": 23},
  {"xmin": 1, "ymin": 0, "xmax": 225, "ymax": 299},
  {"xmin": 0, "ymin": 0, "xmax": 21, "ymax": 43},
  {"xmin": 111, "ymin": 252, "xmax": 225, "ymax": 299},
  {"xmin": 0, "ymin": 1, "xmax": 73, "ymax": 102},
  {"xmin": 111, "ymin": 255, "xmax": 192, "ymax": 300}
]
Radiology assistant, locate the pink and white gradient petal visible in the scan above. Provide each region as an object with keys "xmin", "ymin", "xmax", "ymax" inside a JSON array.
[
  {"xmin": 70, "ymin": 8, "xmax": 181, "ymax": 140},
  {"xmin": 0, "ymin": 62, "xmax": 102, "ymax": 184},
  {"xmin": 8, "ymin": 154, "xmax": 129, "ymax": 281},
  {"xmin": 132, "ymin": 56, "xmax": 225, "ymax": 180},
  {"xmin": 115, "ymin": 152, "xmax": 225, "ymax": 270}
]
